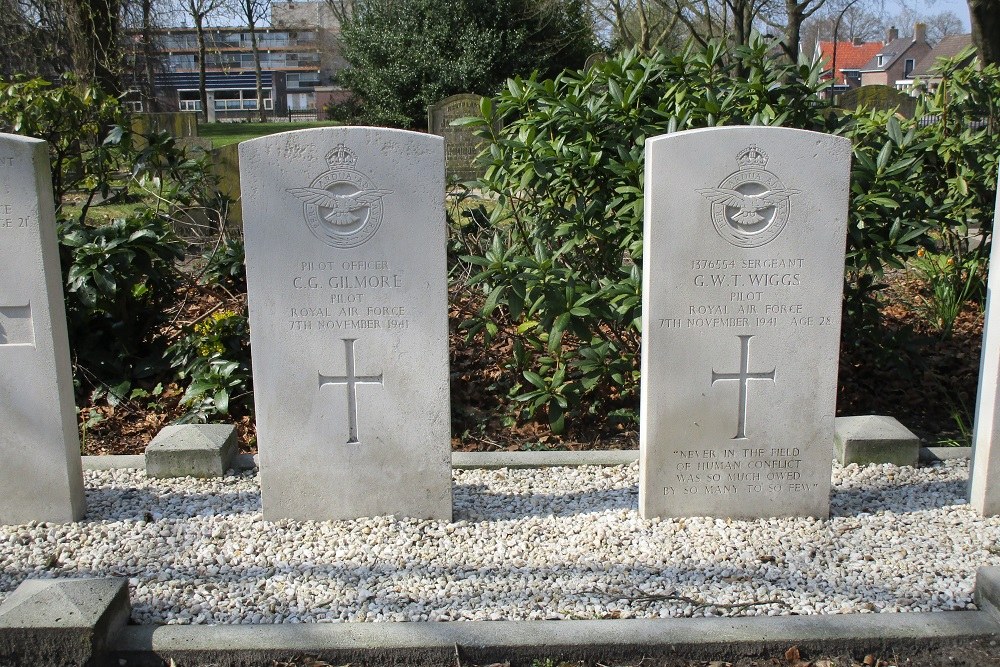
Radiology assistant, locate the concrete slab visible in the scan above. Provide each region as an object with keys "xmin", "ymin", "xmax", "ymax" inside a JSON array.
[
  {"xmin": 0, "ymin": 577, "xmax": 130, "ymax": 666},
  {"xmin": 835, "ymin": 415, "xmax": 920, "ymax": 466},
  {"xmin": 145, "ymin": 424, "xmax": 237, "ymax": 478},
  {"xmin": 923, "ymin": 446, "xmax": 972, "ymax": 462},
  {"xmin": 452, "ymin": 450, "xmax": 638, "ymax": 469},
  {"xmin": 112, "ymin": 611, "xmax": 999, "ymax": 667}
]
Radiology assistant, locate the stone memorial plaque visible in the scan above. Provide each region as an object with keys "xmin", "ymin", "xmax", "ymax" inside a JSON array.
[
  {"xmin": 240, "ymin": 127, "xmax": 452, "ymax": 521},
  {"xmin": 639, "ymin": 126, "xmax": 851, "ymax": 520},
  {"xmin": 0, "ymin": 133, "xmax": 86, "ymax": 525},
  {"xmin": 427, "ymin": 93, "xmax": 485, "ymax": 181},
  {"xmin": 969, "ymin": 167, "xmax": 1000, "ymax": 516}
]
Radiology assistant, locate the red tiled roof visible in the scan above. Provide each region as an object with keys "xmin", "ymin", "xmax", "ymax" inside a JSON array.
[{"xmin": 816, "ymin": 41, "xmax": 884, "ymax": 83}]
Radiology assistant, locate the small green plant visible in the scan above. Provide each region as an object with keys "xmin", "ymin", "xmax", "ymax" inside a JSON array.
[
  {"xmin": 199, "ymin": 237, "xmax": 247, "ymax": 291},
  {"xmin": 168, "ymin": 309, "xmax": 252, "ymax": 423},
  {"xmin": 909, "ymin": 246, "xmax": 985, "ymax": 337}
]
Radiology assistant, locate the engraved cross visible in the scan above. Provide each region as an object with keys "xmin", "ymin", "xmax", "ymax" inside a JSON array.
[
  {"xmin": 711, "ymin": 334, "xmax": 775, "ymax": 440},
  {"xmin": 318, "ymin": 338, "xmax": 383, "ymax": 444},
  {"xmin": 0, "ymin": 301, "xmax": 32, "ymax": 346}
]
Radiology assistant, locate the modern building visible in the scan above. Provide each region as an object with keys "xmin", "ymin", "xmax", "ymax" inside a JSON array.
[
  {"xmin": 859, "ymin": 24, "xmax": 932, "ymax": 90},
  {"xmin": 813, "ymin": 38, "xmax": 884, "ymax": 98},
  {"xmin": 134, "ymin": 1, "xmax": 346, "ymax": 116}
]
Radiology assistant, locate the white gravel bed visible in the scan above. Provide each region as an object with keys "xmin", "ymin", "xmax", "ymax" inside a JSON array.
[{"xmin": 1, "ymin": 459, "xmax": 997, "ymax": 624}]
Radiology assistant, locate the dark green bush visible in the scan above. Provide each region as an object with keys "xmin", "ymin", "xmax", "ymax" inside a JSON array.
[
  {"xmin": 460, "ymin": 39, "xmax": 999, "ymax": 435},
  {"xmin": 0, "ymin": 76, "xmax": 127, "ymax": 211},
  {"xmin": 60, "ymin": 209, "xmax": 185, "ymax": 383},
  {"xmin": 459, "ymin": 37, "xmax": 837, "ymax": 433}
]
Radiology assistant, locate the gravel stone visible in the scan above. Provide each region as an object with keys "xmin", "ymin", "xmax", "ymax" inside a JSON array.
[{"xmin": 0, "ymin": 459, "xmax": 995, "ymax": 624}]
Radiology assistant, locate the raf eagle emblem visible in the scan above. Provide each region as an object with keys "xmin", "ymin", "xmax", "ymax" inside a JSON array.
[
  {"xmin": 288, "ymin": 143, "xmax": 393, "ymax": 248},
  {"xmin": 287, "ymin": 187, "xmax": 393, "ymax": 227},
  {"xmin": 695, "ymin": 187, "xmax": 800, "ymax": 227},
  {"xmin": 698, "ymin": 144, "xmax": 798, "ymax": 248}
]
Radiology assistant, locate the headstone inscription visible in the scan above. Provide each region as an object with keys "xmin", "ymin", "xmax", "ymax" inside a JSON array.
[
  {"xmin": 968, "ymin": 167, "xmax": 1000, "ymax": 516},
  {"xmin": 639, "ymin": 126, "xmax": 852, "ymax": 520},
  {"xmin": 239, "ymin": 127, "xmax": 452, "ymax": 521},
  {"xmin": 0, "ymin": 133, "xmax": 86, "ymax": 524},
  {"xmin": 427, "ymin": 93, "xmax": 485, "ymax": 181}
]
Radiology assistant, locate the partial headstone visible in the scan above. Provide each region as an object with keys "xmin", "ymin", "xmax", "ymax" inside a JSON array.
[
  {"xmin": 240, "ymin": 127, "xmax": 452, "ymax": 521},
  {"xmin": 0, "ymin": 133, "xmax": 86, "ymax": 525},
  {"xmin": 834, "ymin": 415, "xmax": 920, "ymax": 466},
  {"xmin": 968, "ymin": 167, "xmax": 1000, "ymax": 516},
  {"xmin": 584, "ymin": 52, "xmax": 608, "ymax": 70},
  {"xmin": 145, "ymin": 423, "xmax": 238, "ymax": 478},
  {"xmin": 639, "ymin": 126, "xmax": 852, "ymax": 520},
  {"xmin": 0, "ymin": 578, "xmax": 130, "ymax": 666},
  {"xmin": 427, "ymin": 93, "xmax": 486, "ymax": 182}
]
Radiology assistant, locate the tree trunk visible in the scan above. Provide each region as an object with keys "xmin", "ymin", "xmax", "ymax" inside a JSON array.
[
  {"xmin": 67, "ymin": 0, "xmax": 122, "ymax": 93},
  {"xmin": 782, "ymin": 0, "xmax": 805, "ymax": 63},
  {"xmin": 969, "ymin": 0, "xmax": 1000, "ymax": 67},
  {"xmin": 141, "ymin": 0, "xmax": 159, "ymax": 111},
  {"xmin": 194, "ymin": 11, "xmax": 209, "ymax": 122},
  {"xmin": 248, "ymin": 17, "xmax": 266, "ymax": 121}
]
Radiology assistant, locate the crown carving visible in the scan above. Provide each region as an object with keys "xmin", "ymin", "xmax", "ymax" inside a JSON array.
[
  {"xmin": 326, "ymin": 143, "xmax": 358, "ymax": 169},
  {"xmin": 736, "ymin": 145, "xmax": 768, "ymax": 169}
]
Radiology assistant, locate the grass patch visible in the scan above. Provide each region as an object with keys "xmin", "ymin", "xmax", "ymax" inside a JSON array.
[{"xmin": 198, "ymin": 121, "xmax": 340, "ymax": 148}]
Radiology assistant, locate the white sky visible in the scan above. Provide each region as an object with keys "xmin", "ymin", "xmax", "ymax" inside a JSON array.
[{"xmin": 895, "ymin": 0, "xmax": 971, "ymax": 30}]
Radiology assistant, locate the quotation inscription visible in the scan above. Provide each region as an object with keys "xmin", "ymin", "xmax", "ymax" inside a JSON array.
[
  {"xmin": 657, "ymin": 257, "xmax": 835, "ymax": 329},
  {"xmin": 663, "ymin": 447, "xmax": 818, "ymax": 497},
  {"xmin": 288, "ymin": 259, "xmax": 410, "ymax": 332}
]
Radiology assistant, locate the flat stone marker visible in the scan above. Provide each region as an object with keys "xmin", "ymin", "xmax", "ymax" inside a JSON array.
[
  {"xmin": 240, "ymin": 127, "xmax": 452, "ymax": 521},
  {"xmin": 0, "ymin": 134, "xmax": 85, "ymax": 525},
  {"xmin": 969, "ymin": 167, "xmax": 1000, "ymax": 516},
  {"xmin": 145, "ymin": 423, "xmax": 237, "ymax": 478},
  {"xmin": 639, "ymin": 126, "xmax": 851, "ymax": 519},
  {"xmin": 427, "ymin": 93, "xmax": 485, "ymax": 181},
  {"xmin": 0, "ymin": 577, "xmax": 130, "ymax": 666},
  {"xmin": 834, "ymin": 415, "xmax": 919, "ymax": 466}
]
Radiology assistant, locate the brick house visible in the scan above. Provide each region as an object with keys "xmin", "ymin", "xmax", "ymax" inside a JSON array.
[{"xmin": 859, "ymin": 24, "xmax": 932, "ymax": 89}]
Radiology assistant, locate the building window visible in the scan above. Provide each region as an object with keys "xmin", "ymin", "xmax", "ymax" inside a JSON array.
[
  {"xmin": 876, "ymin": 54, "xmax": 883, "ymax": 67},
  {"xmin": 904, "ymin": 58, "xmax": 915, "ymax": 77}
]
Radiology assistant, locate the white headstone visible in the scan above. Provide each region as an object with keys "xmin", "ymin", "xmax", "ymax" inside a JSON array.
[
  {"xmin": 639, "ymin": 126, "xmax": 852, "ymax": 520},
  {"xmin": 968, "ymin": 167, "xmax": 1000, "ymax": 515},
  {"xmin": 240, "ymin": 127, "xmax": 452, "ymax": 521},
  {"xmin": 0, "ymin": 133, "xmax": 86, "ymax": 524}
]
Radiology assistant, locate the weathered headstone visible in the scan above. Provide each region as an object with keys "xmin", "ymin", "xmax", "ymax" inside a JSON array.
[
  {"xmin": 968, "ymin": 167, "xmax": 1000, "ymax": 516},
  {"xmin": 240, "ymin": 127, "xmax": 452, "ymax": 521},
  {"xmin": 639, "ymin": 126, "xmax": 852, "ymax": 520},
  {"xmin": 0, "ymin": 133, "xmax": 86, "ymax": 524},
  {"xmin": 427, "ymin": 94, "xmax": 485, "ymax": 181}
]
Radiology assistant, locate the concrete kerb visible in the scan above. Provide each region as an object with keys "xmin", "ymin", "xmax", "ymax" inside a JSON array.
[
  {"xmin": 81, "ymin": 447, "xmax": 972, "ymax": 473},
  {"xmin": 103, "ymin": 608, "xmax": 1000, "ymax": 666}
]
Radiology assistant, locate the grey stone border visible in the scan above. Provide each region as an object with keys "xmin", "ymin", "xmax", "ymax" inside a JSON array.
[
  {"xmin": 111, "ymin": 609, "xmax": 1000, "ymax": 666},
  {"xmin": 81, "ymin": 447, "xmax": 971, "ymax": 473}
]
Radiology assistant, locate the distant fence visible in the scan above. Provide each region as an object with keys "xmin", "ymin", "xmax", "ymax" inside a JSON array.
[
  {"xmin": 213, "ymin": 110, "xmax": 319, "ymax": 123},
  {"xmin": 916, "ymin": 114, "xmax": 990, "ymax": 130}
]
